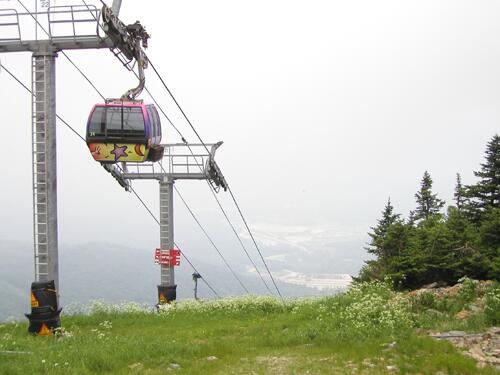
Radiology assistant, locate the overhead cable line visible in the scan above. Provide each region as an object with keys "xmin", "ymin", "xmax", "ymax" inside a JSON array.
[
  {"xmin": 227, "ymin": 187, "xmax": 284, "ymax": 301},
  {"xmin": 60, "ymin": 52, "xmax": 106, "ymax": 101},
  {"xmin": 127, "ymin": 184, "xmax": 220, "ymax": 298},
  {"xmin": 0, "ymin": 62, "xmax": 85, "ymax": 142},
  {"xmin": 133, "ymin": 54, "xmax": 277, "ymax": 295},
  {"xmin": 80, "ymin": 0, "xmax": 187, "ymax": 141},
  {"xmin": 80, "ymin": 0, "xmax": 274, "ymax": 293},
  {"xmin": 77, "ymin": 0, "xmax": 274, "ymax": 299},
  {"xmin": 173, "ymin": 185, "xmax": 250, "ymax": 294},
  {"xmin": 141, "ymin": 87, "xmax": 273, "ymax": 294},
  {"xmin": 155, "ymin": 160, "xmax": 260, "ymax": 293},
  {"xmin": 12, "ymin": 0, "xmax": 226, "ymax": 298},
  {"xmin": 148, "ymin": 60, "xmax": 211, "ymax": 154},
  {"xmin": 0, "ymin": 62, "xmax": 220, "ymax": 299},
  {"xmin": 11, "ymin": 2, "xmax": 242, "ymax": 300},
  {"xmin": 72, "ymin": 1, "xmax": 270, "ymax": 297},
  {"xmin": 17, "ymin": 0, "xmax": 106, "ymax": 101},
  {"xmin": 204, "ymin": 180, "xmax": 273, "ymax": 295},
  {"xmin": 147, "ymin": 57, "xmax": 285, "ymax": 301},
  {"xmin": 144, "ymin": 108, "xmax": 273, "ymax": 293}
]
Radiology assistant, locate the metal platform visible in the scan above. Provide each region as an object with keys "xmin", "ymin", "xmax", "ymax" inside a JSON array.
[
  {"xmin": 117, "ymin": 142, "xmax": 228, "ymax": 191},
  {"xmin": 100, "ymin": 141, "xmax": 228, "ymax": 293},
  {"xmin": 0, "ymin": 5, "xmax": 111, "ymax": 52},
  {"xmin": 103, "ymin": 142, "xmax": 227, "ymax": 191}
]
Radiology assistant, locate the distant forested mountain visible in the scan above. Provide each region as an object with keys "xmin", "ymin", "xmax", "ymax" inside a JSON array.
[{"xmin": 0, "ymin": 241, "xmax": 329, "ymax": 321}]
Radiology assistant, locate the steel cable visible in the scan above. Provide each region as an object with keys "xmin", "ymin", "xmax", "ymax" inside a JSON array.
[{"xmin": 0, "ymin": 61, "xmax": 221, "ymax": 299}]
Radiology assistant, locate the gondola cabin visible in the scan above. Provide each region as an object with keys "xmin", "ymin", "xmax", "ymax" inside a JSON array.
[{"xmin": 86, "ymin": 100, "xmax": 164, "ymax": 163}]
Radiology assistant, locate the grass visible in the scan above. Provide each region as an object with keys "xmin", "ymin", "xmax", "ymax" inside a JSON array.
[{"xmin": 0, "ymin": 280, "xmax": 498, "ymax": 374}]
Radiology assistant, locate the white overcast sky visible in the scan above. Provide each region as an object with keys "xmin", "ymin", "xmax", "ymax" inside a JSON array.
[{"xmin": 0, "ymin": 0, "xmax": 499, "ymax": 272}]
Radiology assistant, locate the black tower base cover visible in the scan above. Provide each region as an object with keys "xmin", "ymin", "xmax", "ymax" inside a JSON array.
[
  {"xmin": 26, "ymin": 280, "xmax": 61, "ymax": 335},
  {"xmin": 157, "ymin": 284, "xmax": 177, "ymax": 304}
]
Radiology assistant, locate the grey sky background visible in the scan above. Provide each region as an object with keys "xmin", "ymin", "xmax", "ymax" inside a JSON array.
[{"xmin": 0, "ymin": 0, "xmax": 499, "ymax": 274}]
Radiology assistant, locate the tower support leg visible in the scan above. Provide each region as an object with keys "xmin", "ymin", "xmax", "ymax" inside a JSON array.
[
  {"xmin": 27, "ymin": 51, "xmax": 61, "ymax": 335},
  {"xmin": 157, "ymin": 177, "xmax": 176, "ymax": 304}
]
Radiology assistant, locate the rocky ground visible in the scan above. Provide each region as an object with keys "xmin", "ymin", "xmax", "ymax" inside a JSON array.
[
  {"xmin": 430, "ymin": 328, "xmax": 499, "ymax": 370},
  {"xmin": 409, "ymin": 280, "xmax": 499, "ymax": 371}
]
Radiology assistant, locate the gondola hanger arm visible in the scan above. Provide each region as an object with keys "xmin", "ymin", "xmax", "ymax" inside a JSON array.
[{"xmin": 100, "ymin": 2, "xmax": 150, "ymax": 100}]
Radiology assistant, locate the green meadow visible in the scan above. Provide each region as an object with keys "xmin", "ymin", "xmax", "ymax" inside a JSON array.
[{"xmin": 1, "ymin": 280, "xmax": 498, "ymax": 374}]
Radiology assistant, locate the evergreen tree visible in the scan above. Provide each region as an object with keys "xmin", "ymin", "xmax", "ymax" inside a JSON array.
[
  {"xmin": 414, "ymin": 171, "xmax": 445, "ymax": 221},
  {"xmin": 366, "ymin": 198, "xmax": 401, "ymax": 261},
  {"xmin": 445, "ymin": 206, "xmax": 482, "ymax": 280},
  {"xmin": 468, "ymin": 134, "xmax": 500, "ymax": 212},
  {"xmin": 479, "ymin": 208, "xmax": 500, "ymax": 250},
  {"xmin": 396, "ymin": 216, "xmax": 455, "ymax": 287},
  {"xmin": 379, "ymin": 221, "xmax": 414, "ymax": 287},
  {"xmin": 357, "ymin": 198, "xmax": 403, "ymax": 282},
  {"xmin": 446, "ymin": 206, "xmax": 478, "ymax": 250},
  {"xmin": 478, "ymin": 208, "xmax": 500, "ymax": 280},
  {"xmin": 407, "ymin": 210, "xmax": 416, "ymax": 226},
  {"xmin": 357, "ymin": 136, "xmax": 500, "ymax": 288},
  {"xmin": 454, "ymin": 173, "xmax": 465, "ymax": 211}
]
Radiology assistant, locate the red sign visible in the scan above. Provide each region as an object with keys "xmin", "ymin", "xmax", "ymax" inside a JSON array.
[{"xmin": 154, "ymin": 248, "xmax": 181, "ymax": 266}]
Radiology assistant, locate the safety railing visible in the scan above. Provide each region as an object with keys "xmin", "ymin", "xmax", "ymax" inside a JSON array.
[
  {"xmin": 0, "ymin": 5, "xmax": 101, "ymax": 42},
  {"xmin": 126, "ymin": 143, "xmax": 213, "ymax": 177},
  {"xmin": 0, "ymin": 9, "xmax": 21, "ymax": 42},
  {"xmin": 48, "ymin": 5, "xmax": 101, "ymax": 40}
]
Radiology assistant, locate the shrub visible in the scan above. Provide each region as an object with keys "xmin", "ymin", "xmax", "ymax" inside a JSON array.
[
  {"xmin": 413, "ymin": 291, "xmax": 437, "ymax": 310},
  {"xmin": 158, "ymin": 295, "xmax": 287, "ymax": 316},
  {"xmin": 484, "ymin": 284, "xmax": 500, "ymax": 325},
  {"xmin": 338, "ymin": 281, "xmax": 413, "ymax": 334},
  {"xmin": 457, "ymin": 277, "xmax": 478, "ymax": 303}
]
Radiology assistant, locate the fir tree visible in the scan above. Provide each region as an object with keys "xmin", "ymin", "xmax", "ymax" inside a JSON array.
[
  {"xmin": 468, "ymin": 134, "xmax": 500, "ymax": 211},
  {"xmin": 357, "ymin": 137, "xmax": 500, "ymax": 288},
  {"xmin": 454, "ymin": 173, "xmax": 465, "ymax": 211},
  {"xmin": 366, "ymin": 198, "xmax": 401, "ymax": 260},
  {"xmin": 414, "ymin": 171, "xmax": 445, "ymax": 221},
  {"xmin": 407, "ymin": 210, "xmax": 416, "ymax": 226},
  {"xmin": 479, "ymin": 208, "xmax": 500, "ymax": 279}
]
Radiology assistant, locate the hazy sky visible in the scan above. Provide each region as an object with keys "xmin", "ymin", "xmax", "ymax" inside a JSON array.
[{"xmin": 0, "ymin": 0, "xmax": 499, "ymax": 275}]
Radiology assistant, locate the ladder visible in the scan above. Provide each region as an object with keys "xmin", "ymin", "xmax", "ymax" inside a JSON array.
[{"xmin": 31, "ymin": 55, "xmax": 50, "ymax": 283}]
